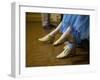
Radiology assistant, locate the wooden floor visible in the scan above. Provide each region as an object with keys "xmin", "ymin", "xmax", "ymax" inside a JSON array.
[{"xmin": 26, "ymin": 21, "xmax": 89, "ymax": 67}]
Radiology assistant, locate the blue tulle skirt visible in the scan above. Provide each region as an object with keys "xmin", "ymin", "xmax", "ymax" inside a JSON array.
[{"xmin": 60, "ymin": 14, "xmax": 89, "ymax": 44}]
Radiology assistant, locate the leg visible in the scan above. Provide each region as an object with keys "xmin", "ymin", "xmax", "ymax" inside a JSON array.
[
  {"xmin": 49, "ymin": 21, "xmax": 62, "ymax": 36},
  {"xmin": 56, "ymin": 33, "xmax": 76, "ymax": 58},
  {"xmin": 38, "ymin": 22, "xmax": 62, "ymax": 43},
  {"xmin": 53, "ymin": 26, "xmax": 72, "ymax": 46},
  {"xmin": 41, "ymin": 13, "xmax": 50, "ymax": 27}
]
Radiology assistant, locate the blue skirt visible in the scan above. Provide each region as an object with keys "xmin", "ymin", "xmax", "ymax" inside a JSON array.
[{"xmin": 60, "ymin": 14, "xmax": 89, "ymax": 44}]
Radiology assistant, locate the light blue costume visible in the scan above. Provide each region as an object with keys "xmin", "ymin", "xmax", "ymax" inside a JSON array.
[{"xmin": 60, "ymin": 14, "xmax": 89, "ymax": 44}]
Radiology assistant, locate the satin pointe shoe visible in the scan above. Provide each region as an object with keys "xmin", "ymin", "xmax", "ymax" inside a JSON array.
[
  {"xmin": 56, "ymin": 46, "xmax": 72, "ymax": 59},
  {"xmin": 38, "ymin": 35, "xmax": 55, "ymax": 43},
  {"xmin": 53, "ymin": 39, "xmax": 64, "ymax": 46},
  {"xmin": 56, "ymin": 43, "xmax": 75, "ymax": 59}
]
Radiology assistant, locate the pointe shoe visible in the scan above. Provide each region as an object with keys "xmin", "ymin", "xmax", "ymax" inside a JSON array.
[
  {"xmin": 53, "ymin": 39, "xmax": 64, "ymax": 46},
  {"xmin": 56, "ymin": 46, "xmax": 71, "ymax": 59},
  {"xmin": 38, "ymin": 35, "xmax": 55, "ymax": 43},
  {"xmin": 56, "ymin": 44, "xmax": 76, "ymax": 59}
]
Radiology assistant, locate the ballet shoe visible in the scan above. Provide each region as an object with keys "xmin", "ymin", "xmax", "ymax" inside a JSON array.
[
  {"xmin": 56, "ymin": 46, "xmax": 71, "ymax": 59},
  {"xmin": 56, "ymin": 44, "xmax": 76, "ymax": 59},
  {"xmin": 53, "ymin": 39, "xmax": 64, "ymax": 46},
  {"xmin": 38, "ymin": 35, "xmax": 55, "ymax": 43}
]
